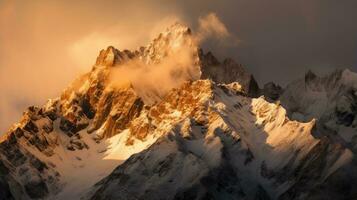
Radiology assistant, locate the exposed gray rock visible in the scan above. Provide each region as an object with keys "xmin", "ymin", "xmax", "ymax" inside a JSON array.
[{"xmin": 263, "ymin": 82, "xmax": 283, "ymax": 101}]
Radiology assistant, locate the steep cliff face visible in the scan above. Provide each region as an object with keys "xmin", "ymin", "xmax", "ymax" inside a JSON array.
[
  {"xmin": 199, "ymin": 52, "xmax": 260, "ymax": 97},
  {"xmin": 1, "ymin": 22, "xmax": 356, "ymax": 200},
  {"xmin": 0, "ymin": 101, "xmax": 62, "ymax": 199}
]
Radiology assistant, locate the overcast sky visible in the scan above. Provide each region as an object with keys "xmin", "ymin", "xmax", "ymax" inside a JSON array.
[{"xmin": 1, "ymin": 0, "xmax": 357, "ymax": 133}]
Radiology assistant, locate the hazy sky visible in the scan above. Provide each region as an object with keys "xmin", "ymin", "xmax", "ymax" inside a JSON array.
[{"xmin": 1, "ymin": 0, "xmax": 357, "ymax": 133}]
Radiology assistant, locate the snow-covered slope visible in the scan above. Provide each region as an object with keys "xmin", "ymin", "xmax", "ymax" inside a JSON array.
[
  {"xmin": 1, "ymin": 22, "xmax": 357, "ymax": 200},
  {"xmin": 85, "ymin": 80, "xmax": 355, "ymax": 200}
]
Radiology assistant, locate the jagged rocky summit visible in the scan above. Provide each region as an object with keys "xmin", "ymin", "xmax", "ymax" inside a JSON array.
[{"xmin": 1, "ymin": 23, "xmax": 357, "ymax": 200}]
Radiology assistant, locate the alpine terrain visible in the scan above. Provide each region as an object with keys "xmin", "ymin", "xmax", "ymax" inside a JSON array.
[{"xmin": 1, "ymin": 23, "xmax": 357, "ymax": 200}]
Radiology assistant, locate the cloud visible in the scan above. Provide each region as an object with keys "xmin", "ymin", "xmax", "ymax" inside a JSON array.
[
  {"xmin": 194, "ymin": 12, "xmax": 239, "ymax": 47},
  {"xmin": 107, "ymin": 12, "xmax": 235, "ymax": 104},
  {"xmin": 108, "ymin": 31, "xmax": 200, "ymax": 104},
  {"xmin": 196, "ymin": 13, "xmax": 230, "ymax": 41}
]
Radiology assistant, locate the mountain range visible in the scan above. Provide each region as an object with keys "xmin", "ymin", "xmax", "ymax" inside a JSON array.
[{"xmin": 1, "ymin": 23, "xmax": 357, "ymax": 200}]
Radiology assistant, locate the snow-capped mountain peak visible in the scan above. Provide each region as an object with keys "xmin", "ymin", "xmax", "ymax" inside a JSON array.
[{"xmin": 1, "ymin": 22, "xmax": 357, "ymax": 200}]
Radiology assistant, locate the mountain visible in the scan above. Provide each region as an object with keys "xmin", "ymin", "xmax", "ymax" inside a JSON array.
[
  {"xmin": 280, "ymin": 68, "xmax": 357, "ymax": 160},
  {"xmin": 1, "ymin": 23, "xmax": 357, "ymax": 200}
]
